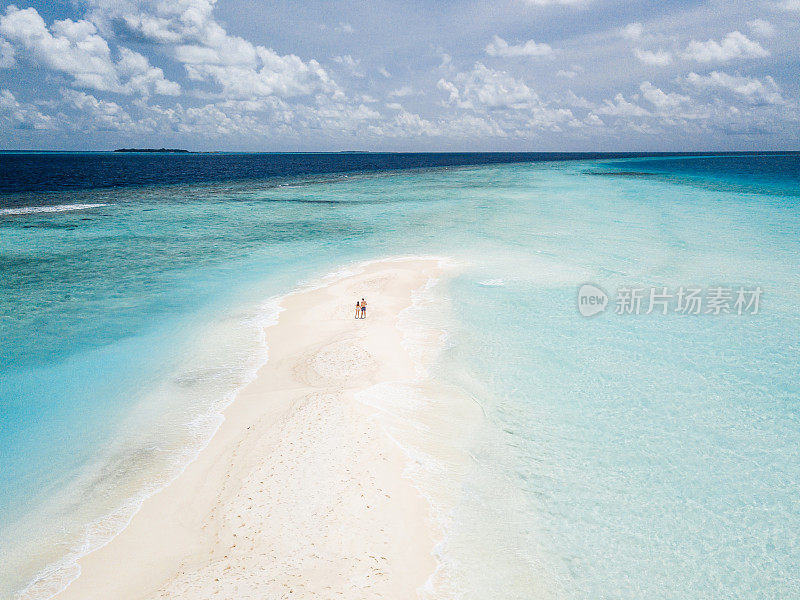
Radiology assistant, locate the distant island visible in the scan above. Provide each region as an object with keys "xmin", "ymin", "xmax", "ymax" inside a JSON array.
[{"xmin": 113, "ymin": 148, "xmax": 191, "ymax": 153}]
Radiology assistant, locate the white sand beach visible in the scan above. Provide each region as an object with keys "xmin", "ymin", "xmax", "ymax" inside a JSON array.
[{"xmin": 53, "ymin": 258, "xmax": 445, "ymax": 600}]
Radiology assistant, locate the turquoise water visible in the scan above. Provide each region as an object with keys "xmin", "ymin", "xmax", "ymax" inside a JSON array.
[{"xmin": 1, "ymin": 156, "xmax": 799, "ymax": 598}]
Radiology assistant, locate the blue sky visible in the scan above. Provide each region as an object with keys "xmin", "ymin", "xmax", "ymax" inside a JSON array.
[{"xmin": 0, "ymin": 0, "xmax": 797, "ymax": 151}]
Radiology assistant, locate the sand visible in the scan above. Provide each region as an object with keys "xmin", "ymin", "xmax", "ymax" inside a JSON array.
[{"xmin": 53, "ymin": 257, "xmax": 444, "ymax": 600}]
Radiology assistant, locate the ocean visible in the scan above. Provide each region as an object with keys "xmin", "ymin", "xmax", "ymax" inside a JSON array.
[{"xmin": 1, "ymin": 152, "xmax": 798, "ymax": 599}]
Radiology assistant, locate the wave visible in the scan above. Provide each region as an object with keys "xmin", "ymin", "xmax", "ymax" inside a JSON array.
[
  {"xmin": 477, "ymin": 278, "xmax": 505, "ymax": 287},
  {"xmin": 0, "ymin": 203, "xmax": 110, "ymax": 216}
]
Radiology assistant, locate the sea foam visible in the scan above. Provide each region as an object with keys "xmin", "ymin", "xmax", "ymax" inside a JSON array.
[{"xmin": 0, "ymin": 203, "xmax": 110, "ymax": 215}]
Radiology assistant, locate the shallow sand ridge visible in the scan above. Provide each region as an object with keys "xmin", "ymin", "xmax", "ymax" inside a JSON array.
[{"xmin": 53, "ymin": 258, "xmax": 444, "ymax": 600}]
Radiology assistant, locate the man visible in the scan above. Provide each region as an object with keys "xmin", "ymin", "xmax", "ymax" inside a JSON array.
[{"xmin": 360, "ymin": 298, "xmax": 367, "ymax": 319}]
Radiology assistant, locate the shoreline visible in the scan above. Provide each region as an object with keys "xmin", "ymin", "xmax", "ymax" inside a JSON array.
[{"xmin": 46, "ymin": 257, "xmax": 446, "ymax": 600}]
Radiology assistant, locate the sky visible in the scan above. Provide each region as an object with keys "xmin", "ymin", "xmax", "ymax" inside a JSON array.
[{"xmin": 0, "ymin": 0, "xmax": 798, "ymax": 151}]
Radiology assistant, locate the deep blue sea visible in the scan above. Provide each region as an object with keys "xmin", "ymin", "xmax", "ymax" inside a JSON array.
[{"xmin": 1, "ymin": 152, "xmax": 798, "ymax": 599}]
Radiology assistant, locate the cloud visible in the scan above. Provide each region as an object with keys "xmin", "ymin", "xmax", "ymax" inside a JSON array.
[
  {"xmin": 438, "ymin": 63, "xmax": 538, "ymax": 109},
  {"xmin": 596, "ymin": 93, "xmax": 651, "ymax": 117},
  {"xmin": 584, "ymin": 113, "xmax": 603, "ymax": 126},
  {"xmin": 447, "ymin": 113, "xmax": 507, "ymax": 137},
  {"xmin": 436, "ymin": 79, "xmax": 459, "ymax": 104},
  {"xmin": 775, "ymin": 0, "xmax": 800, "ymax": 10},
  {"xmin": 562, "ymin": 89, "xmax": 594, "ymax": 108},
  {"xmin": 639, "ymin": 82, "xmax": 689, "ymax": 110},
  {"xmin": 332, "ymin": 54, "xmax": 364, "ymax": 77},
  {"xmin": 685, "ymin": 71, "xmax": 784, "ymax": 104},
  {"xmin": 682, "ymin": 31, "xmax": 769, "ymax": 63},
  {"xmin": 181, "ymin": 52, "xmax": 338, "ymax": 99},
  {"xmin": 299, "ymin": 98, "xmax": 381, "ymax": 133},
  {"xmin": 485, "ymin": 35, "xmax": 552, "ymax": 58},
  {"xmin": 0, "ymin": 5, "xmax": 178, "ymax": 96},
  {"xmin": 370, "ymin": 109, "xmax": 507, "ymax": 139},
  {"xmin": 556, "ymin": 65, "xmax": 583, "ymax": 79},
  {"xmin": 139, "ymin": 94, "xmax": 383, "ymax": 139},
  {"xmin": 747, "ymin": 19, "xmax": 775, "ymax": 38},
  {"xmin": 87, "ymin": 0, "xmax": 214, "ymax": 44},
  {"xmin": 0, "ymin": 37, "xmax": 15, "ymax": 67},
  {"xmin": 61, "ymin": 88, "xmax": 145, "ymax": 131},
  {"xmin": 437, "ymin": 63, "xmax": 575, "ymax": 133},
  {"xmin": 117, "ymin": 47, "xmax": 181, "ymax": 96},
  {"xmin": 634, "ymin": 49, "xmax": 673, "ymax": 66},
  {"xmin": 621, "ymin": 23, "xmax": 643, "ymax": 40},
  {"xmin": 388, "ymin": 109, "xmax": 439, "ymax": 136},
  {"xmin": 0, "ymin": 88, "xmax": 55, "ymax": 129},
  {"xmin": 388, "ymin": 86, "xmax": 414, "ymax": 97},
  {"xmin": 1, "ymin": 0, "xmax": 797, "ymax": 147},
  {"xmin": 85, "ymin": 0, "xmax": 339, "ymax": 100}
]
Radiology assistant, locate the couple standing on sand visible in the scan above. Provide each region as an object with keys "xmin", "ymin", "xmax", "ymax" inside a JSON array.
[{"xmin": 354, "ymin": 298, "xmax": 367, "ymax": 319}]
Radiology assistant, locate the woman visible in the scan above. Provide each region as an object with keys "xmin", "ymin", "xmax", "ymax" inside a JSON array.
[{"xmin": 354, "ymin": 300, "xmax": 361, "ymax": 319}]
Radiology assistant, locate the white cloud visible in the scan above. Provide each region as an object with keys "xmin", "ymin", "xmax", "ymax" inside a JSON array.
[
  {"xmin": 0, "ymin": 5, "xmax": 178, "ymax": 96},
  {"xmin": 556, "ymin": 65, "xmax": 583, "ymax": 79},
  {"xmin": 180, "ymin": 48, "xmax": 338, "ymax": 99},
  {"xmin": 597, "ymin": 93, "xmax": 651, "ymax": 117},
  {"xmin": 145, "ymin": 100, "xmax": 263, "ymax": 137},
  {"xmin": 685, "ymin": 71, "xmax": 784, "ymax": 104},
  {"xmin": 437, "ymin": 63, "xmax": 575, "ymax": 133},
  {"xmin": 332, "ymin": 54, "xmax": 364, "ymax": 77},
  {"xmin": 0, "ymin": 37, "xmax": 15, "ymax": 67},
  {"xmin": 389, "ymin": 86, "xmax": 414, "ymax": 97},
  {"xmin": 562, "ymin": 90, "xmax": 594, "ymax": 108},
  {"xmin": 747, "ymin": 19, "xmax": 775, "ymax": 38},
  {"xmin": 485, "ymin": 35, "xmax": 552, "ymax": 58},
  {"xmin": 682, "ymin": 31, "xmax": 769, "ymax": 63},
  {"xmin": 1, "ymin": 0, "xmax": 795, "ymax": 146},
  {"xmin": 299, "ymin": 98, "xmax": 381, "ymax": 133},
  {"xmin": 371, "ymin": 110, "xmax": 507, "ymax": 139},
  {"xmin": 62, "ymin": 88, "xmax": 145, "ymax": 131},
  {"xmin": 585, "ymin": 113, "xmax": 604, "ymax": 126},
  {"xmin": 87, "ymin": 0, "xmax": 214, "ymax": 44},
  {"xmin": 436, "ymin": 79, "xmax": 459, "ymax": 104},
  {"xmin": 138, "ymin": 93, "xmax": 384, "ymax": 139},
  {"xmin": 639, "ymin": 82, "xmax": 689, "ymax": 110},
  {"xmin": 117, "ymin": 47, "xmax": 180, "ymax": 96},
  {"xmin": 447, "ymin": 113, "xmax": 506, "ymax": 137},
  {"xmin": 621, "ymin": 22, "xmax": 643, "ymax": 40},
  {"xmin": 775, "ymin": 0, "xmax": 800, "ymax": 10},
  {"xmin": 439, "ymin": 63, "xmax": 538, "ymax": 109},
  {"xmin": 634, "ymin": 49, "xmax": 673, "ymax": 66},
  {"xmin": 85, "ymin": 0, "xmax": 338, "ymax": 100},
  {"xmin": 390, "ymin": 109, "xmax": 439, "ymax": 136},
  {"xmin": 0, "ymin": 88, "xmax": 55, "ymax": 129}
]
